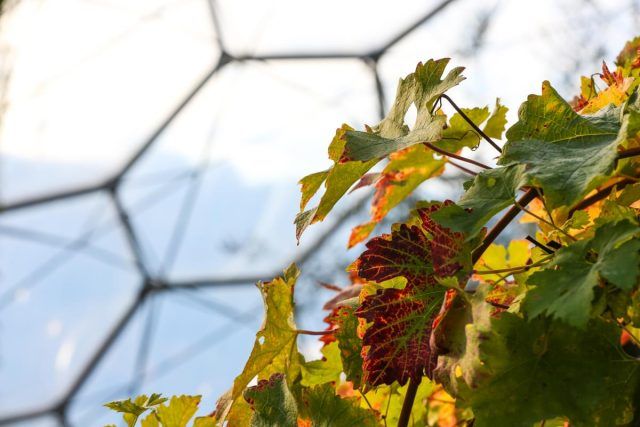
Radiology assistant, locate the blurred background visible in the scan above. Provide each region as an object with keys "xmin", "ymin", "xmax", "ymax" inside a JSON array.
[{"xmin": 0, "ymin": 0, "xmax": 637, "ymax": 425}]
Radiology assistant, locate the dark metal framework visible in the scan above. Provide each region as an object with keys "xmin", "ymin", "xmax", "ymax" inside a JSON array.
[{"xmin": 0, "ymin": 0, "xmax": 460, "ymax": 425}]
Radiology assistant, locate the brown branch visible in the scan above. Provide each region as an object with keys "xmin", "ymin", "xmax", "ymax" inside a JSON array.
[
  {"xmin": 617, "ymin": 146, "xmax": 640, "ymax": 160},
  {"xmin": 568, "ymin": 177, "xmax": 634, "ymax": 217},
  {"xmin": 447, "ymin": 159, "xmax": 478, "ymax": 176},
  {"xmin": 472, "ymin": 189, "xmax": 538, "ymax": 264},
  {"xmin": 423, "ymin": 141, "xmax": 492, "ymax": 170},
  {"xmin": 398, "ymin": 376, "xmax": 421, "ymax": 427}
]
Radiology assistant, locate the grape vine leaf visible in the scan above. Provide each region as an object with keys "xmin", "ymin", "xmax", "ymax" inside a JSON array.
[
  {"xmin": 354, "ymin": 203, "xmax": 470, "ymax": 386},
  {"xmin": 105, "ymin": 394, "xmax": 169, "ymax": 427},
  {"xmin": 155, "ymin": 396, "xmax": 201, "ymax": 427},
  {"xmin": 430, "ymin": 164, "xmax": 527, "ymax": 236},
  {"xmin": 323, "ymin": 306, "xmax": 364, "ymax": 388},
  {"xmin": 346, "ymin": 98, "xmax": 509, "ymax": 247},
  {"xmin": 498, "ymin": 138, "xmax": 620, "ymax": 209},
  {"xmin": 348, "ymin": 144, "xmax": 446, "ymax": 247},
  {"xmin": 505, "ymin": 81, "xmax": 620, "ymax": 144},
  {"xmin": 496, "ymin": 81, "xmax": 625, "ymax": 209},
  {"xmin": 299, "ymin": 383, "xmax": 379, "ymax": 427},
  {"xmin": 524, "ymin": 219, "xmax": 640, "ymax": 327},
  {"xmin": 244, "ymin": 374, "xmax": 298, "ymax": 427},
  {"xmin": 300, "ymin": 341, "xmax": 342, "ymax": 387},
  {"xmin": 296, "ymin": 59, "xmax": 465, "ymax": 242},
  {"xmin": 439, "ymin": 100, "xmax": 507, "ymax": 152},
  {"xmin": 244, "ymin": 374, "xmax": 377, "ymax": 427},
  {"xmin": 436, "ymin": 288, "xmax": 640, "ymax": 427},
  {"xmin": 216, "ymin": 265, "xmax": 304, "ymax": 423}
]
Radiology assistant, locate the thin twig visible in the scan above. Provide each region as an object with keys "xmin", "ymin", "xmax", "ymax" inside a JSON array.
[
  {"xmin": 526, "ymin": 236, "xmax": 555, "ymax": 254},
  {"xmin": 514, "ymin": 201, "xmax": 577, "ymax": 241},
  {"xmin": 471, "ymin": 189, "xmax": 538, "ymax": 264},
  {"xmin": 486, "ymin": 300, "xmax": 510, "ymax": 310},
  {"xmin": 295, "ymin": 329, "xmax": 337, "ymax": 336},
  {"xmin": 568, "ymin": 177, "xmax": 634, "ymax": 217},
  {"xmin": 447, "ymin": 159, "xmax": 478, "ymax": 176},
  {"xmin": 617, "ymin": 146, "xmax": 640, "ymax": 160},
  {"xmin": 438, "ymin": 94, "xmax": 503, "ymax": 153},
  {"xmin": 423, "ymin": 141, "xmax": 492, "ymax": 170},
  {"xmin": 474, "ymin": 255, "xmax": 553, "ymax": 275}
]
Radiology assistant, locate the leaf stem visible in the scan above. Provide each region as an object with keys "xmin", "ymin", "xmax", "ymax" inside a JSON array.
[
  {"xmin": 447, "ymin": 159, "xmax": 478, "ymax": 176},
  {"xmin": 471, "ymin": 189, "xmax": 538, "ymax": 264},
  {"xmin": 295, "ymin": 329, "xmax": 336, "ymax": 336},
  {"xmin": 617, "ymin": 146, "xmax": 640, "ymax": 160},
  {"xmin": 398, "ymin": 377, "xmax": 421, "ymax": 427},
  {"xmin": 423, "ymin": 141, "xmax": 492, "ymax": 170},
  {"xmin": 525, "ymin": 235, "xmax": 555, "ymax": 254},
  {"xmin": 474, "ymin": 255, "xmax": 553, "ymax": 275},
  {"xmin": 514, "ymin": 201, "xmax": 577, "ymax": 241},
  {"xmin": 437, "ymin": 94, "xmax": 503, "ymax": 153},
  {"xmin": 568, "ymin": 177, "xmax": 635, "ymax": 217}
]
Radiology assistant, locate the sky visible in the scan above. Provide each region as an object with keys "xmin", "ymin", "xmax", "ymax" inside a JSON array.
[{"xmin": 0, "ymin": 0, "xmax": 638, "ymax": 425}]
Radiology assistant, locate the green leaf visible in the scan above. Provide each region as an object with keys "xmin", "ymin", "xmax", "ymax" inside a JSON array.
[
  {"xmin": 301, "ymin": 384, "xmax": 378, "ymax": 427},
  {"xmin": 523, "ymin": 242, "xmax": 597, "ymax": 328},
  {"xmin": 244, "ymin": 374, "xmax": 298, "ymax": 427},
  {"xmin": 498, "ymin": 81, "xmax": 623, "ymax": 209},
  {"xmin": 524, "ymin": 219, "xmax": 640, "ymax": 327},
  {"xmin": 430, "ymin": 165, "xmax": 527, "ymax": 236},
  {"xmin": 140, "ymin": 413, "xmax": 160, "ymax": 427},
  {"xmin": 436, "ymin": 291, "xmax": 640, "ymax": 426},
  {"xmin": 473, "ymin": 315, "xmax": 639, "ymax": 426},
  {"xmin": 482, "ymin": 99, "xmax": 509, "ymax": 139},
  {"xmin": 105, "ymin": 395, "xmax": 150, "ymax": 427},
  {"xmin": 216, "ymin": 265, "xmax": 304, "ymax": 424},
  {"xmin": 301, "ymin": 341, "xmax": 343, "ymax": 387},
  {"xmin": 498, "ymin": 137, "xmax": 619, "ymax": 209},
  {"xmin": 440, "ymin": 106, "xmax": 490, "ymax": 152},
  {"xmin": 505, "ymin": 80, "xmax": 620, "ymax": 144},
  {"xmin": 232, "ymin": 264, "xmax": 303, "ymax": 397},
  {"xmin": 192, "ymin": 417, "xmax": 215, "ymax": 427},
  {"xmin": 299, "ymin": 170, "xmax": 329, "ymax": 211},
  {"xmin": 343, "ymin": 117, "xmax": 444, "ymax": 161},
  {"xmin": 330, "ymin": 306, "xmax": 364, "ymax": 388},
  {"xmin": 296, "ymin": 59, "xmax": 465, "ymax": 241},
  {"xmin": 155, "ymin": 395, "xmax": 201, "ymax": 427}
]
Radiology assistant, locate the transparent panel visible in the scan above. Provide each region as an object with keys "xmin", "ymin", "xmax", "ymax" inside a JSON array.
[
  {"xmin": 68, "ymin": 286, "xmax": 262, "ymax": 425},
  {"xmin": 120, "ymin": 60, "xmax": 379, "ymax": 279},
  {"xmin": 0, "ymin": 194, "xmax": 141, "ymax": 416},
  {"xmin": 0, "ymin": 0, "xmax": 218, "ymax": 203},
  {"xmin": 6, "ymin": 416, "xmax": 60, "ymax": 427},
  {"xmin": 216, "ymin": 0, "xmax": 447, "ymax": 56}
]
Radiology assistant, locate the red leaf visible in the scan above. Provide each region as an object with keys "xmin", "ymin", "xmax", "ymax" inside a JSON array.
[
  {"xmin": 354, "ymin": 223, "xmax": 432, "ymax": 288},
  {"xmin": 353, "ymin": 203, "xmax": 469, "ymax": 386}
]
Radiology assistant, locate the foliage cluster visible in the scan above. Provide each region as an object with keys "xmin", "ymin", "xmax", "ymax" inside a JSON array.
[{"xmin": 107, "ymin": 36, "xmax": 640, "ymax": 426}]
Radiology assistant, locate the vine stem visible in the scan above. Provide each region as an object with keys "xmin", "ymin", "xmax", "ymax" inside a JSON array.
[
  {"xmin": 437, "ymin": 94, "xmax": 503, "ymax": 154},
  {"xmin": 295, "ymin": 329, "xmax": 336, "ymax": 336},
  {"xmin": 447, "ymin": 159, "xmax": 478, "ymax": 176},
  {"xmin": 472, "ymin": 189, "xmax": 538, "ymax": 264},
  {"xmin": 514, "ymin": 201, "xmax": 577, "ymax": 241},
  {"xmin": 473, "ymin": 255, "xmax": 553, "ymax": 275},
  {"xmin": 526, "ymin": 235, "xmax": 555, "ymax": 254},
  {"xmin": 423, "ymin": 141, "xmax": 492, "ymax": 170},
  {"xmin": 617, "ymin": 146, "xmax": 640, "ymax": 160},
  {"xmin": 568, "ymin": 177, "xmax": 634, "ymax": 217},
  {"xmin": 398, "ymin": 377, "xmax": 421, "ymax": 427}
]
